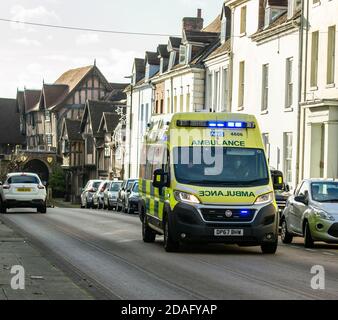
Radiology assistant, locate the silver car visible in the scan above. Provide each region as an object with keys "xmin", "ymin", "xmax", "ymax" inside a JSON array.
[
  {"xmin": 80, "ymin": 180, "xmax": 102, "ymax": 209},
  {"xmin": 281, "ymin": 179, "xmax": 338, "ymax": 248},
  {"xmin": 93, "ymin": 180, "xmax": 110, "ymax": 209},
  {"xmin": 103, "ymin": 181, "xmax": 122, "ymax": 210}
]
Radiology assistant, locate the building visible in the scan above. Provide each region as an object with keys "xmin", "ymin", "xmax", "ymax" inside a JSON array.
[
  {"xmin": 218, "ymin": 0, "xmax": 301, "ymax": 188},
  {"xmin": 300, "ymin": 0, "xmax": 338, "ymax": 180}
]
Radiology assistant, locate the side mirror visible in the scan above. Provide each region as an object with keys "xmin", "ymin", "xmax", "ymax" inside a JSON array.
[
  {"xmin": 285, "ymin": 184, "xmax": 290, "ymax": 192},
  {"xmin": 153, "ymin": 169, "xmax": 169, "ymax": 189},
  {"xmin": 42, "ymin": 180, "xmax": 47, "ymax": 186},
  {"xmin": 295, "ymin": 194, "xmax": 308, "ymax": 205}
]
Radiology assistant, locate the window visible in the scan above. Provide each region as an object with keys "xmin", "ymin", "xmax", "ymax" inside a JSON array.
[
  {"xmin": 46, "ymin": 134, "xmax": 52, "ymax": 146},
  {"xmin": 283, "ymin": 132, "xmax": 293, "ymax": 184},
  {"xmin": 179, "ymin": 45, "xmax": 187, "ymax": 64},
  {"xmin": 222, "ymin": 68, "xmax": 229, "ymax": 111},
  {"xmin": 180, "ymin": 94, "xmax": 184, "ymax": 112},
  {"xmin": 160, "ymin": 99, "xmax": 164, "ymax": 114},
  {"xmin": 240, "ymin": 6, "xmax": 247, "ymax": 34},
  {"xmin": 313, "ymin": 0, "xmax": 320, "ymax": 4},
  {"xmin": 174, "ymin": 95, "xmax": 178, "ymax": 113},
  {"xmin": 327, "ymin": 25, "xmax": 336, "ymax": 85},
  {"xmin": 45, "ymin": 110, "xmax": 51, "ymax": 122},
  {"xmin": 186, "ymin": 93, "xmax": 191, "ymax": 112},
  {"xmin": 104, "ymin": 145, "xmax": 110, "ymax": 157},
  {"xmin": 168, "ymin": 52, "xmax": 176, "ymax": 70},
  {"xmin": 262, "ymin": 133, "xmax": 270, "ymax": 162},
  {"xmin": 285, "ymin": 58, "xmax": 293, "ymax": 108},
  {"xmin": 167, "ymin": 96, "xmax": 171, "ymax": 113},
  {"xmin": 208, "ymin": 73, "xmax": 213, "ymax": 108},
  {"xmin": 221, "ymin": 18, "xmax": 227, "ymax": 43},
  {"xmin": 310, "ymin": 31, "xmax": 319, "ymax": 87},
  {"xmin": 214, "ymin": 71, "xmax": 220, "ymax": 111},
  {"xmin": 261, "ymin": 64, "xmax": 269, "ymax": 111},
  {"xmin": 238, "ymin": 61, "xmax": 245, "ymax": 108}
]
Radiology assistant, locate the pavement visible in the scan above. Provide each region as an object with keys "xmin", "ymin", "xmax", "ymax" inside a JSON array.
[
  {"xmin": 1, "ymin": 207, "xmax": 337, "ymax": 300},
  {"xmin": 0, "ymin": 218, "xmax": 93, "ymax": 300}
]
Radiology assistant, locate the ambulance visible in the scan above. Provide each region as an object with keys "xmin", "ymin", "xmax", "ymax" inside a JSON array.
[{"xmin": 138, "ymin": 112, "xmax": 279, "ymax": 254}]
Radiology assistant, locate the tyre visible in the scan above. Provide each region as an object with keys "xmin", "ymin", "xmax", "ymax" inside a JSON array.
[
  {"xmin": 0, "ymin": 203, "xmax": 7, "ymax": 214},
  {"xmin": 281, "ymin": 219, "xmax": 293, "ymax": 244},
  {"xmin": 304, "ymin": 221, "xmax": 315, "ymax": 248},
  {"xmin": 85, "ymin": 201, "xmax": 91, "ymax": 209},
  {"xmin": 163, "ymin": 217, "xmax": 179, "ymax": 252},
  {"xmin": 107, "ymin": 202, "xmax": 113, "ymax": 211},
  {"xmin": 37, "ymin": 203, "xmax": 47, "ymax": 214},
  {"xmin": 261, "ymin": 241, "xmax": 278, "ymax": 254},
  {"xmin": 142, "ymin": 214, "xmax": 156, "ymax": 243}
]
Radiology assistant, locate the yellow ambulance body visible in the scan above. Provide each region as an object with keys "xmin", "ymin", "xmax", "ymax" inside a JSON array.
[{"xmin": 139, "ymin": 112, "xmax": 279, "ymax": 254}]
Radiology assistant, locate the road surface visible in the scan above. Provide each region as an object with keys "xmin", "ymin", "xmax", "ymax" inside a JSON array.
[{"xmin": 1, "ymin": 207, "xmax": 338, "ymax": 300}]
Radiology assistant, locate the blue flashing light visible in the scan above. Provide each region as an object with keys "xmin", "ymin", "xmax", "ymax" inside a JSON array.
[
  {"xmin": 227, "ymin": 122, "xmax": 235, "ymax": 128},
  {"xmin": 240, "ymin": 210, "xmax": 249, "ymax": 216},
  {"xmin": 209, "ymin": 122, "xmax": 217, "ymax": 127},
  {"xmin": 235, "ymin": 122, "xmax": 243, "ymax": 128},
  {"xmin": 217, "ymin": 123, "xmax": 225, "ymax": 128}
]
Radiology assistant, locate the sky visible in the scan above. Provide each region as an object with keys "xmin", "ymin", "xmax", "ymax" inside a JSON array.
[{"xmin": 0, "ymin": 0, "xmax": 223, "ymax": 98}]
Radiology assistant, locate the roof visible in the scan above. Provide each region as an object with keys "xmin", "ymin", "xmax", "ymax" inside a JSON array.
[
  {"xmin": 24, "ymin": 90, "xmax": 41, "ymax": 113},
  {"xmin": 157, "ymin": 44, "xmax": 169, "ymax": 58},
  {"xmin": 204, "ymin": 39, "xmax": 231, "ymax": 61},
  {"xmin": 54, "ymin": 65, "xmax": 93, "ymax": 92},
  {"xmin": 202, "ymin": 14, "xmax": 221, "ymax": 33},
  {"xmin": 134, "ymin": 58, "xmax": 145, "ymax": 73},
  {"xmin": 16, "ymin": 90, "xmax": 25, "ymax": 113},
  {"xmin": 267, "ymin": 0, "xmax": 288, "ymax": 6},
  {"xmin": 252, "ymin": 9, "xmax": 300, "ymax": 38},
  {"xmin": 41, "ymin": 84, "xmax": 69, "ymax": 109},
  {"xmin": 0, "ymin": 98, "xmax": 25, "ymax": 144},
  {"xmin": 80, "ymin": 100, "xmax": 121, "ymax": 134},
  {"xmin": 104, "ymin": 83, "xmax": 128, "ymax": 103},
  {"xmin": 98, "ymin": 112, "xmax": 121, "ymax": 133},
  {"xmin": 184, "ymin": 30, "xmax": 219, "ymax": 43},
  {"xmin": 145, "ymin": 51, "xmax": 160, "ymax": 65},
  {"xmin": 169, "ymin": 37, "xmax": 182, "ymax": 49},
  {"xmin": 64, "ymin": 118, "xmax": 82, "ymax": 141}
]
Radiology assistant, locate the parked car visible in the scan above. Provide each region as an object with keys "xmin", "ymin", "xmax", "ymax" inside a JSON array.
[
  {"xmin": 270, "ymin": 169, "xmax": 292, "ymax": 225},
  {"xmin": 125, "ymin": 181, "xmax": 140, "ymax": 214},
  {"xmin": 80, "ymin": 180, "xmax": 102, "ymax": 208},
  {"xmin": 281, "ymin": 179, "xmax": 338, "ymax": 248},
  {"xmin": 92, "ymin": 180, "xmax": 110, "ymax": 209},
  {"xmin": 103, "ymin": 180, "xmax": 122, "ymax": 210},
  {"xmin": 0, "ymin": 172, "xmax": 47, "ymax": 214},
  {"xmin": 117, "ymin": 178, "xmax": 137, "ymax": 212}
]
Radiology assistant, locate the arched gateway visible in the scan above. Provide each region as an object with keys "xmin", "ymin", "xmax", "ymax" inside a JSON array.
[{"xmin": 23, "ymin": 159, "xmax": 50, "ymax": 184}]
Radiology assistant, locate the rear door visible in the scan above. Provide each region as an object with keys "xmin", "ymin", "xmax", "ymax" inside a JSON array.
[
  {"xmin": 293, "ymin": 182, "xmax": 309, "ymax": 234},
  {"xmin": 7, "ymin": 174, "xmax": 40, "ymax": 197}
]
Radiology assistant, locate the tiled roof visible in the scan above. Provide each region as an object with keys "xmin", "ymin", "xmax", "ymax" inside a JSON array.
[
  {"xmin": 169, "ymin": 37, "xmax": 182, "ymax": 49},
  {"xmin": 24, "ymin": 89, "xmax": 41, "ymax": 113},
  {"xmin": 42, "ymin": 84, "xmax": 69, "ymax": 109},
  {"xmin": 64, "ymin": 118, "xmax": 82, "ymax": 141},
  {"xmin": 81, "ymin": 100, "xmax": 121, "ymax": 134},
  {"xmin": 268, "ymin": 0, "xmax": 288, "ymax": 6},
  {"xmin": 99, "ymin": 112, "xmax": 121, "ymax": 133},
  {"xmin": 204, "ymin": 39, "xmax": 231, "ymax": 61},
  {"xmin": 252, "ymin": 9, "xmax": 300, "ymax": 38},
  {"xmin": 157, "ymin": 44, "xmax": 169, "ymax": 58},
  {"xmin": 16, "ymin": 90, "xmax": 25, "ymax": 113},
  {"xmin": 184, "ymin": 30, "xmax": 219, "ymax": 43},
  {"xmin": 202, "ymin": 15, "xmax": 221, "ymax": 33},
  {"xmin": 145, "ymin": 51, "xmax": 160, "ymax": 65},
  {"xmin": 0, "ymin": 98, "xmax": 25, "ymax": 144},
  {"xmin": 54, "ymin": 65, "xmax": 93, "ymax": 92},
  {"xmin": 104, "ymin": 83, "xmax": 128, "ymax": 103},
  {"xmin": 134, "ymin": 58, "xmax": 145, "ymax": 73}
]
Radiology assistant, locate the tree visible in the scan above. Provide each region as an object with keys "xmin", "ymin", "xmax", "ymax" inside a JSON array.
[{"xmin": 49, "ymin": 165, "xmax": 66, "ymax": 194}]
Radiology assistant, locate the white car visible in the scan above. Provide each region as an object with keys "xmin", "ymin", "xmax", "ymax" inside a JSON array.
[{"xmin": 0, "ymin": 172, "xmax": 47, "ymax": 214}]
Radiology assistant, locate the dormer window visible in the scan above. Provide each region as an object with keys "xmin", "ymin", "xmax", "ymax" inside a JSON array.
[
  {"xmin": 264, "ymin": 5, "xmax": 287, "ymax": 28},
  {"xmin": 287, "ymin": 0, "xmax": 301, "ymax": 19},
  {"xmin": 179, "ymin": 45, "xmax": 187, "ymax": 65},
  {"xmin": 168, "ymin": 51, "xmax": 176, "ymax": 70},
  {"xmin": 221, "ymin": 18, "xmax": 227, "ymax": 43},
  {"xmin": 160, "ymin": 58, "xmax": 164, "ymax": 74},
  {"xmin": 145, "ymin": 63, "xmax": 150, "ymax": 81}
]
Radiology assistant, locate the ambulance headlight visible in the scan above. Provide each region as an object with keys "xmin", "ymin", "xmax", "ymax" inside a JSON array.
[
  {"xmin": 174, "ymin": 191, "xmax": 200, "ymax": 204},
  {"xmin": 255, "ymin": 192, "xmax": 273, "ymax": 205}
]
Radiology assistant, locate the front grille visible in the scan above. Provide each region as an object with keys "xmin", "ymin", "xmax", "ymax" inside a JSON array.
[
  {"xmin": 200, "ymin": 208, "xmax": 256, "ymax": 222},
  {"xmin": 276, "ymin": 200, "xmax": 286, "ymax": 210},
  {"xmin": 328, "ymin": 223, "xmax": 338, "ymax": 238}
]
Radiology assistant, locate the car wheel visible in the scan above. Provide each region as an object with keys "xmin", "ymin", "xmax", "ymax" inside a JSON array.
[
  {"xmin": 281, "ymin": 219, "xmax": 293, "ymax": 244},
  {"xmin": 127, "ymin": 205, "xmax": 134, "ymax": 215},
  {"xmin": 261, "ymin": 241, "xmax": 278, "ymax": 254},
  {"xmin": 0, "ymin": 203, "xmax": 7, "ymax": 214},
  {"xmin": 85, "ymin": 201, "xmax": 91, "ymax": 209},
  {"xmin": 163, "ymin": 216, "xmax": 180, "ymax": 252},
  {"xmin": 142, "ymin": 214, "xmax": 156, "ymax": 243},
  {"xmin": 304, "ymin": 221, "xmax": 315, "ymax": 248},
  {"xmin": 38, "ymin": 203, "xmax": 47, "ymax": 214}
]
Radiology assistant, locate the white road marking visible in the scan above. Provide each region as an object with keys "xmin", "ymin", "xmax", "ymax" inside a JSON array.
[
  {"xmin": 305, "ymin": 249, "xmax": 317, "ymax": 252},
  {"xmin": 323, "ymin": 252, "xmax": 335, "ymax": 256},
  {"xmin": 116, "ymin": 239, "xmax": 138, "ymax": 243}
]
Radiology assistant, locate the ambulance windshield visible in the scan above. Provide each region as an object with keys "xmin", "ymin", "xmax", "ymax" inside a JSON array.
[{"xmin": 173, "ymin": 147, "xmax": 269, "ymax": 187}]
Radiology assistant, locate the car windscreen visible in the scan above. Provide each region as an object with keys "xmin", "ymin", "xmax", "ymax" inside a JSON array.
[
  {"xmin": 311, "ymin": 182, "xmax": 338, "ymax": 202},
  {"xmin": 92, "ymin": 182, "xmax": 101, "ymax": 189},
  {"xmin": 132, "ymin": 183, "xmax": 139, "ymax": 192},
  {"xmin": 127, "ymin": 181, "xmax": 136, "ymax": 189},
  {"xmin": 8, "ymin": 175, "xmax": 39, "ymax": 184},
  {"xmin": 173, "ymin": 147, "xmax": 269, "ymax": 187},
  {"xmin": 110, "ymin": 183, "xmax": 121, "ymax": 191}
]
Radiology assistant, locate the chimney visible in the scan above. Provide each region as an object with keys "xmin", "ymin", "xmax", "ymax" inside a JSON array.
[{"xmin": 182, "ymin": 8, "xmax": 204, "ymax": 33}]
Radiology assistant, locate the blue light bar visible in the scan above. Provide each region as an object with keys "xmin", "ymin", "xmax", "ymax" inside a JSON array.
[
  {"xmin": 209, "ymin": 122, "xmax": 217, "ymax": 127},
  {"xmin": 240, "ymin": 210, "xmax": 249, "ymax": 216},
  {"xmin": 177, "ymin": 120, "xmax": 255, "ymax": 129}
]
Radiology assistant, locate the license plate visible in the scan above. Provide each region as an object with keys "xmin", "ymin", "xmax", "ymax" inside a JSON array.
[
  {"xmin": 214, "ymin": 229, "xmax": 244, "ymax": 236},
  {"xmin": 17, "ymin": 188, "xmax": 31, "ymax": 192}
]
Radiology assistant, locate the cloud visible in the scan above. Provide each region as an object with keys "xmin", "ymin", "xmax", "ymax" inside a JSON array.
[
  {"xmin": 10, "ymin": 5, "xmax": 60, "ymax": 31},
  {"xmin": 13, "ymin": 38, "xmax": 41, "ymax": 46},
  {"xmin": 76, "ymin": 33, "xmax": 100, "ymax": 46}
]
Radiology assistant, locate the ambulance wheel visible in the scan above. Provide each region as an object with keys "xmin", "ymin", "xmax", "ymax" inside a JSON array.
[
  {"xmin": 261, "ymin": 241, "xmax": 278, "ymax": 254},
  {"xmin": 163, "ymin": 217, "xmax": 179, "ymax": 252},
  {"xmin": 142, "ymin": 214, "xmax": 156, "ymax": 243}
]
